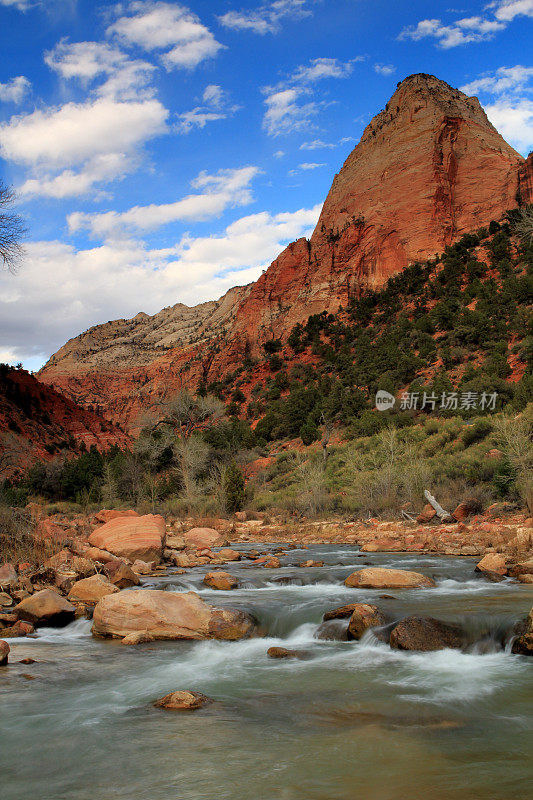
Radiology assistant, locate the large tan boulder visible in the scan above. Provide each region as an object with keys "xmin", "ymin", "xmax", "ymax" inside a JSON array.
[
  {"xmin": 344, "ymin": 567, "xmax": 435, "ymax": 589},
  {"xmin": 68, "ymin": 575, "xmax": 119, "ymax": 605},
  {"xmin": 88, "ymin": 515, "xmax": 166, "ymax": 563},
  {"xmin": 92, "ymin": 589, "xmax": 257, "ymax": 641},
  {"xmin": 14, "ymin": 589, "xmax": 76, "ymax": 627},
  {"xmin": 183, "ymin": 527, "xmax": 224, "ymax": 549}
]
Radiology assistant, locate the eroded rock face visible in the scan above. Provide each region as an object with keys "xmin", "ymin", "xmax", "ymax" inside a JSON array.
[
  {"xmin": 344, "ymin": 567, "xmax": 435, "ymax": 589},
  {"xmin": 347, "ymin": 604, "xmax": 386, "ymax": 640},
  {"xmin": 38, "ymin": 74, "xmax": 532, "ymax": 431},
  {"xmin": 390, "ymin": 616, "xmax": 464, "ymax": 651},
  {"xmin": 154, "ymin": 690, "xmax": 213, "ymax": 710},
  {"xmin": 91, "ymin": 589, "xmax": 257, "ymax": 641},
  {"xmin": 88, "ymin": 515, "xmax": 166, "ymax": 563},
  {"xmin": 14, "ymin": 589, "xmax": 76, "ymax": 628}
]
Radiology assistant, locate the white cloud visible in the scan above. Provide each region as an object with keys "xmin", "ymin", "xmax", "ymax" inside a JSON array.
[
  {"xmin": 458, "ymin": 64, "xmax": 533, "ymax": 155},
  {"xmin": 262, "ymin": 87, "xmax": 318, "ymax": 136},
  {"xmin": 176, "ymin": 84, "xmax": 239, "ymax": 133},
  {"xmin": 291, "ymin": 57, "xmax": 354, "ymax": 83},
  {"xmin": 493, "ymin": 0, "xmax": 533, "ymax": 22},
  {"xmin": 0, "ymin": 0, "xmax": 34, "ymax": 9},
  {"xmin": 219, "ymin": 0, "xmax": 312, "ymax": 35},
  {"xmin": 108, "ymin": 1, "xmax": 223, "ymax": 69},
  {"xmin": 0, "ymin": 97, "xmax": 168, "ymax": 198},
  {"xmin": 399, "ymin": 1, "xmax": 533, "ymax": 49},
  {"xmin": 262, "ymin": 57, "xmax": 355, "ymax": 136},
  {"xmin": 45, "ymin": 39, "xmax": 155, "ymax": 100},
  {"xmin": 299, "ymin": 162, "xmax": 325, "ymax": 170},
  {"xmin": 0, "ymin": 76, "xmax": 31, "ymax": 104},
  {"xmin": 68, "ymin": 166, "xmax": 261, "ymax": 236},
  {"xmin": 485, "ymin": 98, "xmax": 533, "ymax": 153},
  {"xmin": 300, "ymin": 136, "xmax": 354, "ymax": 150},
  {"xmin": 461, "ymin": 65, "xmax": 533, "ymax": 95},
  {"xmin": 399, "ymin": 16, "xmax": 504, "ymax": 48},
  {"xmin": 0, "ymin": 204, "xmax": 322, "ymax": 365},
  {"xmin": 374, "ymin": 63, "xmax": 396, "ymax": 76}
]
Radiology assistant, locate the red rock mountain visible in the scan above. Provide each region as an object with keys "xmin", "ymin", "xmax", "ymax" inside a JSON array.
[{"xmin": 38, "ymin": 74, "xmax": 533, "ymax": 432}]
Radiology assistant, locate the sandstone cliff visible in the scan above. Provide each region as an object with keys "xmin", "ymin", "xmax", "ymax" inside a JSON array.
[{"xmin": 38, "ymin": 74, "xmax": 533, "ymax": 431}]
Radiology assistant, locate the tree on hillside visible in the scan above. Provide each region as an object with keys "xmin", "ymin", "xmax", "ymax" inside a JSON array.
[
  {"xmin": 148, "ymin": 390, "xmax": 225, "ymax": 440},
  {"xmin": 0, "ymin": 179, "xmax": 26, "ymax": 273},
  {"xmin": 493, "ymin": 405, "xmax": 533, "ymax": 514}
]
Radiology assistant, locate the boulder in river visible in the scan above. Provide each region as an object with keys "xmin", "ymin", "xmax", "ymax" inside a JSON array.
[
  {"xmin": 0, "ymin": 640, "xmax": 9, "ymax": 665},
  {"xmin": 203, "ymin": 571, "xmax": 239, "ymax": 590},
  {"xmin": 344, "ymin": 567, "xmax": 435, "ymax": 589},
  {"xmin": 154, "ymin": 690, "xmax": 213, "ymax": 710},
  {"xmin": 14, "ymin": 589, "xmax": 76, "ymax": 628},
  {"xmin": 121, "ymin": 631, "xmax": 155, "ymax": 645},
  {"xmin": 347, "ymin": 604, "xmax": 386, "ymax": 640},
  {"xmin": 511, "ymin": 608, "xmax": 533, "ymax": 656},
  {"xmin": 1, "ymin": 620, "xmax": 34, "ymax": 637},
  {"xmin": 214, "ymin": 548, "xmax": 241, "ymax": 562},
  {"xmin": 68, "ymin": 574, "xmax": 119, "ymax": 605},
  {"xmin": 88, "ymin": 514, "xmax": 166, "ymax": 563},
  {"xmin": 92, "ymin": 589, "xmax": 257, "ymax": 641},
  {"xmin": 389, "ymin": 616, "xmax": 464, "ymax": 651},
  {"xmin": 475, "ymin": 553, "xmax": 507, "ymax": 576}
]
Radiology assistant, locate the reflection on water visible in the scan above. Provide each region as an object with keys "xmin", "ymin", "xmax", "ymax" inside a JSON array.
[{"xmin": 1, "ymin": 544, "xmax": 532, "ymax": 800}]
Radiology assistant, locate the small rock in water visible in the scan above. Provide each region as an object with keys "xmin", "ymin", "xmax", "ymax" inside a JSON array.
[
  {"xmin": 267, "ymin": 646, "xmax": 304, "ymax": 659},
  {"xmin": 154, "ymin": 690, "xmax": 213, "ymax": 710},
  {"xmin": 299, "ymin": 560, "xmax": 324, "ymax": 568},
  {"xmin": 475, "ymin": 553, "xmax": 507, "ymax": 576},
  {"xmin": 390, "ymin": 616, "xmax": 464, "ymax": 652},
  {"xmin": 0, "ymin": 640, "xmax": 10, "ymax": 665},
  {"xmin": 121, "ymin": 631, "xmax": 155, "ymax": 646},
  {"xmin": 323, "ymin": 603, "xmax": 358, "ymax": 621},
  {"xmin": 19, "ymin": 657, "xmax": 37, "ymax": 664}
]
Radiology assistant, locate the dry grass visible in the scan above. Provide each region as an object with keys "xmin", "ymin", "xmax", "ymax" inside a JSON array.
[{"xmin": 0, "ymin": 505, "xmax": 64, "ymax": 565}]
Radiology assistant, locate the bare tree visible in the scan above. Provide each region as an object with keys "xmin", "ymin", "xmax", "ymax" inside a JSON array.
[
  {"xmin": 514, "ymin": 205, "xmax": 533, "ymax": 246},
  {"xmin": 149, "ymin": 389, "xmax": 225, "ymax": 439},
  {"xmin": 0, "ymin": 179, "xmax": 26, "ymax": 273}
]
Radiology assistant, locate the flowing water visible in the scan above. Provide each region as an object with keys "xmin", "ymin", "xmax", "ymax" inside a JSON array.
[{"xmin": 1, "ymin": 545, "xmax": 532, "ymax": 800}]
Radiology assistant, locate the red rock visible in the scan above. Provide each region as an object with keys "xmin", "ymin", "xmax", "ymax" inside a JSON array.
[
  {"xmin": 88, "ymin": 515, "xmax": 166, "ymax": 563},
  {"xmin": 121, "ymin": 631, "xmax": 155, "ymax": 645},
  {"xmin": 1, "ymin": 620, "xmax": 34, "ymax": 637},
  {"xmin": 417, "ymin": 504, "xmax": 437, "ymax": 524},
  {"xmin": 267, "ymin": 647, "xmax": 303, "ymax": 659},
  {"xmin": 103, "ymin": 560, "xmax": 140, "ymax": 589},
  {"xmin": 347, "ymin": 604, "xmax": 386, "ymax": 640},
  {"xmin": 475, "ymin": 553, "xmax": 507, "ymax": 576},
  {"xmin": 0, "ymin": 564, "xmax": 18, "ymax": 589}
]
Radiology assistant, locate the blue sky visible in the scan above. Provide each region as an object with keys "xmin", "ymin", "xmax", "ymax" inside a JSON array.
[{"xmin": 0, "ymin": 0, "xmax": 532, "ymax": 371}]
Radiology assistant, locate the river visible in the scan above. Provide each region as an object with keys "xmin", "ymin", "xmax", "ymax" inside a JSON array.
[{"xmin": 1, "ymin": 544, "xmax": 532, "ymax": 800}]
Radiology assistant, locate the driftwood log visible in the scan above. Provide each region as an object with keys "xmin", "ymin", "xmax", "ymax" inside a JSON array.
[{"xmin": 424, "ymin": 490, "xmax": 455, "ymax": 523}]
